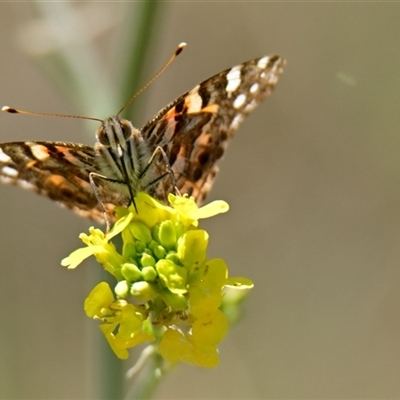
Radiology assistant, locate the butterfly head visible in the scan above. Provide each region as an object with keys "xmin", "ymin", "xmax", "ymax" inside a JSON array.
[{"xmin": 96, "ymin": 117, "xmax": 135, "ymax": 154}]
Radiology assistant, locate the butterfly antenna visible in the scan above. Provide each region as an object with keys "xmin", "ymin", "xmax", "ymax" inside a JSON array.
[
  {"xmin": 116, "ymin": 42, "xmax": 187, "ymax": 117},
  {"xmin": 3, "ymin": 42, "xmax": 187, "ymax": 122},
  {"xmin": 2, "ymin": 106, "xmax": 103, "ymax": 123}
]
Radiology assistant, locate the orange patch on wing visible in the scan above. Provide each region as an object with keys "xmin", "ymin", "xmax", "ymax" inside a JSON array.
[
  {"xmin": 54, "ymin": 146, "xmax": 69, "ymax": 153},
  {"xmin": 45, "ymin": 174, "xmax": 67, "ymax": 187},
  {"xmin": 200, "ymin": 104, "xmax": 219, "ymax": 113},
  {"xmin": 161, "ymin": 101, "xmax": 219, "ymax": 121},
  {"xmin": 26, "ymin": 160, "xmax": 37, "ymax": 169},
  {"xmin": 162, "ymin": 108, "xmax": 181, "ymax": 120}
]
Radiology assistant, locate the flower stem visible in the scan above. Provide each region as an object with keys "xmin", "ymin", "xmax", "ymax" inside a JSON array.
[{"xmin": 125, "ymin": 345, "xmax": 168, "ymax": 400}]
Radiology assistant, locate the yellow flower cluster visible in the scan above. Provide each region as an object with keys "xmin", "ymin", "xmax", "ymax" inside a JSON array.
[{"xmin": 61, "ymin": 192, "xmax": 253, "ymax": 367}]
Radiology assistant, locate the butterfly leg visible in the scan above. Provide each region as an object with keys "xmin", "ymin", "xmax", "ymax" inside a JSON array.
[
  {"xmin": 89, "ymin": 171, "xmax": 123, "ymax": 232},
  {"xmin": 139, "ymin": 145, "xmax": 180, "ymax": 196}
]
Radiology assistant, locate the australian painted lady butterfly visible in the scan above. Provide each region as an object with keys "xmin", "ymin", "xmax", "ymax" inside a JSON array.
[{"xmin": 0, "ymin": 50, "xmax": 285, "ymax": 224}]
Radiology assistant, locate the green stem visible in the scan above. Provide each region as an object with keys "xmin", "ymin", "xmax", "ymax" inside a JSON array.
[
  {"xmin": 117, "ymin": 0, "xmax": 164, "ymax": 120},
  {"xmin": 125, "ymin": 345, "xmax": 168, "ymax": 400},
  {"xmin": 32, "ymin": 2, "xmax": 115, "ymax": 115}
]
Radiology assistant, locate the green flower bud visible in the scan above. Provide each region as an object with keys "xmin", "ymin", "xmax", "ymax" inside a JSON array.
[
  {"xmin": 141, "ymin": 253, "xmax": 156, "ymax": 268},
  {"xmin": 173, "ymin": 221, "xmax": 186, "ymax": 240},
  {"xmin": 130, "ymin": 281, "xmax": 159, "ymax": 302},
  {"xmin": 122, "ymin": 242, "xmax": 137, "ymax": 260},
  {"xmin": 153, "ymin": 244, "xmax": 166, "ymax": 260},
  {"xmin": 143, "ymin": 248, "xmax": 154, "ymax": 257},
  {"xmin": 152, "ymin": 223, "xmax": 161, "ymax": 243},
  {"xmin": 157, "ymin": 220, "xmax": 176, "ymax": 250},
  {"xmin": 142, "ymin": 266, "xmax": 157, "ymax": 282},
  {"xmin": 115, "ymin": 280, "xmax": 130, "ymax": 299},
  {"xmin": 130, "ymin": 221, "xmax": 152, "ymax": 244},
  {"xmin": 135, "ymin": 242, "xmax": 146, "ymax": 254},
  {"xmin": 149, "ymin": 240, "xmax": 159, "ymax": 250},
  {"xmin": 165, "ymin": 251, "xmax": 180, "ymax": 265},
  {"xmin": 121, "ymin": 263, "xmax": 142, "ymax": 282}
]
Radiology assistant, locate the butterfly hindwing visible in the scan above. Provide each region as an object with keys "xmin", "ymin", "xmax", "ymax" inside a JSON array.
[{"xmin": 0, "ymin": 141, "xmax": 126, "ymax": 222}]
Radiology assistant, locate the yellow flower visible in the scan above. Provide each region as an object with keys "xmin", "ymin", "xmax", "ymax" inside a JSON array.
[
  {"xmin": 62, "ymin": 192, "xmax": 253, "ymax": 367},
  {"xmin": 84, "ymin": 282, "xmax": 155, "ymax": 359}
]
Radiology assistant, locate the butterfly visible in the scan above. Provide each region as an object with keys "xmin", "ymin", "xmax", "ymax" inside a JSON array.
[{"xmin": 0, "ymin": 52, "xmax": 285, "ymax": 224}]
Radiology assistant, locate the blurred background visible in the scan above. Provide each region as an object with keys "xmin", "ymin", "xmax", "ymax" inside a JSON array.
[{"xmin": 1, "ymin": 2, "xmax": 400, "ymax": 399}]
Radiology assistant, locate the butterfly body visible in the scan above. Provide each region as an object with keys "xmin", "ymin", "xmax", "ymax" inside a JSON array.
[
  {"xmin": 1, "ymin": 54, "xmax": 285, "ymax": 223},
  {"xmin": 94, "ymin": 117, "xmax": 155, "ymax": 202}
]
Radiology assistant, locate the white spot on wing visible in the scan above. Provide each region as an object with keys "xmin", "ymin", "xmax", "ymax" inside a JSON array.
[
  {"xmin": 29, "ymin": 143, "xmax": 50, "ymax": 161},
  {"xmin": 250, "ymin": 82, "xmax": 259, "ymax": 94},
  {"xmin": 233, "ymin": 93, "xmax": 246, "ymax": 109},
  {"xmin": 226, "ymin": 65, "xmax": 242, "ymax": 93},
  {"xmin": 2, "ymin": 166, "xmax": 18, "ymax": 178},
  {"xmin": 18, "ymin": 180, "xmax": 36, "ymax": 191},
  {"xmin": 244, "ymin": 99, "xmax": 258, "ymax": 113},
  {"xmin": 268, "ymin": 74, "xmax": 278, "ymax": 85},
  {"xmin": 0, "ymin": 148, "xmax": 12, "ymax": 163},
  {"xmin": 186, "ymin": 90, "xmax": 203, "ymax": 113},
  {"xmin": 257, "ymin": 56, "xmax": 270, "ymax": 69},
  {"xmin": 0, "ymin": 175, "xmax": 14, "ymax": 184},
  {"xmin": 230, "ymin": 114, "xmax": 244, "ymax": 130}
]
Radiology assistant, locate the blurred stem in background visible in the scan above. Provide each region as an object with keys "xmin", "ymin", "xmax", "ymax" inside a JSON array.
[{"xmin": 22, "ymin": 2, "xmax": 164, "ymax": 399}]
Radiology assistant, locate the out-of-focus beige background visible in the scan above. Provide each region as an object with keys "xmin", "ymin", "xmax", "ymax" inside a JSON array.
[{"xmin": 1, "ymin": 2, "xmax": 400, "ymax": 399}]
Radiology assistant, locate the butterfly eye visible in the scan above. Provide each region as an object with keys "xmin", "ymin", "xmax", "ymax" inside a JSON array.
[
  {"xmin": 119, "ymin": 120, "xmax": 133, "ymax": 140},
  {"xmin": 96, "ymin": 126, "xmax": 111, "ymax": 146}
]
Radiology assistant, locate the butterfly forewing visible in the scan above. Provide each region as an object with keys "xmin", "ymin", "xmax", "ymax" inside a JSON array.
[
  {"xmin": 0, "ymin": 54, "xmax": 285, "ymax": 223},
  {"xmin": 141, "ymin": 54, "xmax": 285, "ymax": 203}
]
